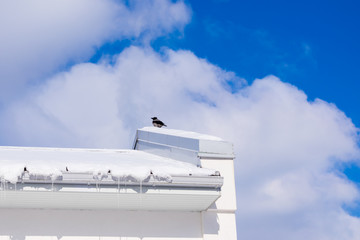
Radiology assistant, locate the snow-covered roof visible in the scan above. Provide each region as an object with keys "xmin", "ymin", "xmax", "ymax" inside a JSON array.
[
  {"xmin": 0, "ymin": 146, "xmax": 217, "ymax": 184},
  {"xmin": 0, "ymin": 128, "xmax": 230, "ymax": 211}
]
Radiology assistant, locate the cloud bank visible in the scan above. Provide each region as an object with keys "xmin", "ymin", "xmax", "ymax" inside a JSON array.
[
  {"xmin": 0, "ymin": 0, "xmax": 190, "ymax": 102},
  {"xmin": 2, "ymin": 46, "xmax": 360, "ymax": 239},
  {"xmin": 1, "ymin": 1, "xmax": 360, "ymax": 239}
]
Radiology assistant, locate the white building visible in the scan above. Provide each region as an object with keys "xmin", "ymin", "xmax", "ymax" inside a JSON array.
[{"xmin": 0, "ymin": 127, "xmax": 237, "ymax": 240}]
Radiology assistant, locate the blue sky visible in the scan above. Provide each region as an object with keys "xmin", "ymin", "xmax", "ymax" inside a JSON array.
[
  {"xmin": 169, "ymin": 0, "xmax": 360, "ymax": 125},
  {"xmin": 178, "ymin": 0, "xmax": 360, "ymax": 195},
  {"xmin": 1, "ymin": 0, "xmax": 360, "ymax": 239}
]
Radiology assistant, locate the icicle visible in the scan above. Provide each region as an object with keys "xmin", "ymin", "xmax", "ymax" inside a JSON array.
[
  {"xmin": 139, "ymin": 180, "xmax": 143, "ymax": 209},
  {"xmin": 0, "ymin": 177, "xmax": 4, "ymax": 191},
  {"xmin": 51, "ymin": 178, "xmax": 54, "ymax": 191},
  {"xmin": 95, "ymin": 172, "xmax": 101, "ymax": 192}
]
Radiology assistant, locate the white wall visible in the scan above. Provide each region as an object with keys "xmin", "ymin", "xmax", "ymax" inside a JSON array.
[
  {"xmin": 0, "ymin": 209, "xmax": 204, "ymax": 240},
  {"xmin": 201, "ymin": 159, "xmax": 237, "ymax": 240}
]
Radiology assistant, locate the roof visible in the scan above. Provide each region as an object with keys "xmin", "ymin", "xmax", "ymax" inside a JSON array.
[
  {"xmin": 0, "ymin": 146, "xmax": 217, "ymax": 184},
  {"xmin": 0, "ymin": 128, "xmax": 229, "ymax": 211}
]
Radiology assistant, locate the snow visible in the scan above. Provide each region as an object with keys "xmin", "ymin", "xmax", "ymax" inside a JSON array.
[
  {"xmin": 140, "ymin": 127, "xmax": 224, "ymax": 141},
  {"xmin": 0, "ymin": 146, "xmax": 216, "ymax": 184}
]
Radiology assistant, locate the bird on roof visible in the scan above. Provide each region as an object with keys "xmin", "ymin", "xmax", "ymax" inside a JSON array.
[{"xmin": 151, "ymin": 117, "xmax": 167, "ymax": 128}]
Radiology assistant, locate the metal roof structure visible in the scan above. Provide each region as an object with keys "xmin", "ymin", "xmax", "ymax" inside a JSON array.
[{"xmin": 133, "ymin": 127, "xmax": 234, "ymax": 166}]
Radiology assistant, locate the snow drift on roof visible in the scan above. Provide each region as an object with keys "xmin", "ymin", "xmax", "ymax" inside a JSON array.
[{"xmin": 0, "ymin": 146, "xmax": 216, "ymax": 184}]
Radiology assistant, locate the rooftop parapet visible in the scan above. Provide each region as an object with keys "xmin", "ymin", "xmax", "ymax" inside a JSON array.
[{"xmin": 133, "ymin": 127, "xmax": 234, "ymax": 166}]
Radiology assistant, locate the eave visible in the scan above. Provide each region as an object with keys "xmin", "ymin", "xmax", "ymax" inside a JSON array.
[{"xmin": 0, "ymin": 172, "xmax": 223, "ymax": 211}]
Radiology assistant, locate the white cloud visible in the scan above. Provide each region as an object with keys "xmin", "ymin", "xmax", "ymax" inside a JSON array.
[
  {"xmin": 0, "ymin": 0, "xmax": 190, "ymax": 102},
  {"xmin": 1, "ymin": 46, "xmax": 360, "ymax": 239}
]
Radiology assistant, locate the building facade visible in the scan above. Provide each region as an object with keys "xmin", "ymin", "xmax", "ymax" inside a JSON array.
[{"xmin": 0, "ymin": 127, "xmax": 237, "ymax": 240}]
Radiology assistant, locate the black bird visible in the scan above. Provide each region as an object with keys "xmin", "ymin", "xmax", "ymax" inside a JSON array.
[{"xmin": 151, "ymin": 117, "xmax": 167, "ymax": 128}]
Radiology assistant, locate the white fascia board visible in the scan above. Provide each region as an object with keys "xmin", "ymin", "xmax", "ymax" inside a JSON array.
[{"xmin": 0, "ymin": 190, "xmax": 221, "ymax": 211}]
